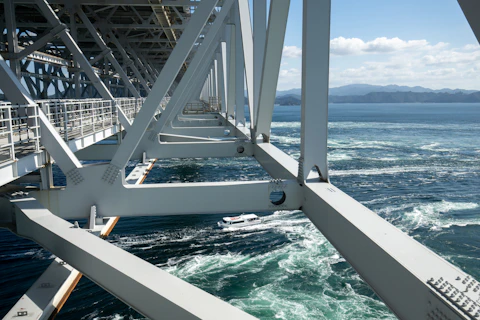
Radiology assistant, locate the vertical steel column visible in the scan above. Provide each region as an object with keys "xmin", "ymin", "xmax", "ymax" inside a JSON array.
[
  {"xmin": 206, "ymin": 73, "xmax": 210, "ymax": 99},
  {"xmin": 254, "ymin": 0, "xmax": 290, "ymax": 141},
  {"xmin": 192, "ymin": 47, "xmax": 220, "ymax": 102},
  {"xmin": 298, "ymin": 0, "xmax": 330, "ymax": 182},
  {"xmin": 237, "ymin": 0, "xmax": 255, "ymax": 130},
  {"xmin": 104, "ymin": 57, "xmax": 111, "ymax": 91},
  {"xmin": 213, "ymin": 60, "xmax": 218, "ymax": 98},
  {"xmin": 69, "ymin": 7, "xmax": 82, "ymax": 99},
  {"xmin": 216, "ymin": 50, "xmax": 227, "ymax": 114},
  {"xmin": 234, "ymin": 2, "xmax": 245, "ymax": 126},
  {"xmin": 253, "ymin": 0, "xmax": 266, "ymax": 121},
  {"xmin": 209, "ymin": 68, "xmax": 214, "ymax": 97},
  {"xmin": 4, "ymin": 0, "xmax": 21, "ymax": 79},
  {"xmin": 226, "ymin": 24, "xmax": 236, "ymax": 119}
]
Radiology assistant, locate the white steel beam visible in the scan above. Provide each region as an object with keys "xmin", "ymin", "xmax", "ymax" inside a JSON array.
[
  {"xmin": 147, "ymin": 140, "xmax": 253, "ymax": 159},
  {"xmin": 302, "ymin": 181, "xmax": 475, "ymax": 320},
  {"xmin": 237, "ymin": 0, "xmax": 255, "ymax": 130},
  {"xmin": 208, "ymin": 66, "xmax": 212, "ymax": 97},
  {"xmin": 108, "ymin": 31, "xmax": 151, "ymax": 93},
  {"xmin": 35, "ymin": 170, "xmax": 301, "ymax": 219},
  {"xmin": 76, "ymin": 7, "xmax": 141, "ymax": 98},
  {"xmin": 11, "ymin": 197, "xmax": 257, "ymax": 320},
  {"xmin": 5, "ymin": 0, "xmax": 21, "ymax": 78},
  {"xmin": 458, "ymin": 0, "xmax": 480, "ymax": 44},
  {"xmin": 104, "ymin": 0, "xmax": 219, "ymax": 183},
  {"xmin": 234, "ymin": 2, "xmax": 246, "ymax": 126},
  {"xmin": 38, "ymin": 110, "xmax": 84, "ymax": 177},
  {"xmin": 298, "ymin": 0, "xmax": 330, "ymax": 182},
  {"xmin": 0, "ymin": 55, "xmax": 83, "ymax": 178},
  {"xmin": 151, "ymin": 0, "xmax": 233, "ymax": 135},
  {"xmin": 11, "ymin": 0, "xmax": 200, "ymax": 4},
  {"xmin": 216, "ymin": 50, "xmax": 227, "ymax": 114},
  {"xmin": 226, "ymin": 24, "xmax": 236, "ymax": 118},
  {"xmin": 137, "ymin": 54, "xmax": 158, "ymax": 81},
  {"xmin": 3, "ymin": 194, "xmax": 130, "ymax": 320},
  {"xmin": 34, "ymin": 0, "xmax": 132, "ymax": 130},
  {"xmin": 16, "ymin": 24, "xmax": 66, "ymax": 60},
  {"xmin": 0, "ymin": 55, "xmax": 36, "ymax": 106},
  {"xmin": 254, "ymin": 0, "xmax": 290, "ymax": 141},
  {"xmin": 124, "ymin": 42, "xmax": 156, "ymax": 84},
  {"xmin": 153, "ymin": 46, "xmax": 216, "ymax": 133},
  {"xmin": 248, "ymin": 137, "xmax": 480, "ymax": 320},
  {"xmin": 213, "ymin": 59, "xmax": 218, "ymax": 97},
  {"xmin": 253, "ymin": 0, "xmax": 266, "ymax": 122},
  {"xmin": 164, "ymin": 126, "xmax": 237, "ymax": 137},
  {"xmin": 77, "ymin": 137, "xmax": 248, "ymax": 162}
]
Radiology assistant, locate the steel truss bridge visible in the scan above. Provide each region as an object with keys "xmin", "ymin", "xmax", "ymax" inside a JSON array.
[{"xmin": 0, "ymin": 0, "xmax": 480, "ymax": 319}]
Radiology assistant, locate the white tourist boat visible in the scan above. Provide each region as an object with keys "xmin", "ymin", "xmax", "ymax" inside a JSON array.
[{"xmin": 217, "ymin": 214, "xmax": 262, "ymax": 229}]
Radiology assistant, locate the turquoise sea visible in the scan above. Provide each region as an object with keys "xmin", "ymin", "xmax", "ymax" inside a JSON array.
[{"xmin": 1, "ymin": 103, "xmax": 480, "ymax": 319}]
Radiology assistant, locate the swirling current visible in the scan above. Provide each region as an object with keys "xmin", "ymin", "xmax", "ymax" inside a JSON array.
[{"xmin": 1, "ymin": 103, "xmax": 480, "ymax": 319}]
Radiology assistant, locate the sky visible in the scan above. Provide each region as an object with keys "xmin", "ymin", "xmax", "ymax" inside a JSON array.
[{"xmin": 276, "ymin": 0, "xmax": 480, "ymax": 91}]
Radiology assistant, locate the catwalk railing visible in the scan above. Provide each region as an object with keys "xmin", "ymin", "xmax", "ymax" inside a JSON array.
[
  {"xmin": 0, "ymin": 103, "xmax": 40, "ymax": 164},
  {"xmin": 0, "ymin": 97, "xmax": 146, "ymax": 164},
  {"xmin": 184, "ymin": 97, "xmax": 221, "ymax": 114}
]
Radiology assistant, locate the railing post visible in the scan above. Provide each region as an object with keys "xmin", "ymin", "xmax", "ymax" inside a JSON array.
[
  {"xmin": 63, "ymin": 102, "xmax": 68, "ymax": 141},
  {"xmin": 80, "ymin": 102, "xmax": 84, "ymax": 137},
  {"xmin": 92, "ymin": 101, "xmax": 96, "ymax": 133},
  {"xmin": 114, "ymin": 100, "xmax": 118, "ymax": 127},
  {"xmin": 102, "ymin": 101, "xmax": 105, "ymax": 129},
  {"xmin": 6, "ymin": 105, "xmax": 15, "ymax": 161},
  {"xmin": 110, "ymin": 100, "xmax": 114, "ymax": 126},
  {"xmin": 33, "ymin": 104, "xmax": 40, "ymax": 152}
]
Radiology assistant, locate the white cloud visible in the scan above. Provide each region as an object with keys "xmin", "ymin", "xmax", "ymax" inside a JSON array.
[
  {"xmin": 422, "ymin": 49, "xmax": 480, "ymax": 66},
  {"xmin": 278, "ymin": 68, "xmax": 301, "ymax": 89},
  {"xmin": 277, "ymin": 37, "xmax": 480, "ymax": 91},
  {"xmin": 283, "ymin": 37, "xmax": 448, "ymax": 60},
  {"xmin": 282, "ymin": 45, "xmax": 302, "ymax": 58},
  {"xmin": 330, "ymin": 37, "xmax": 446, "ymax": 55}
]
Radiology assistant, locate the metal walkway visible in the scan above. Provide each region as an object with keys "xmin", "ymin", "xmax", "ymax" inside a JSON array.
[{"xmin": 0, "ymin": 97, "xmax": 148, "ymax": 186}]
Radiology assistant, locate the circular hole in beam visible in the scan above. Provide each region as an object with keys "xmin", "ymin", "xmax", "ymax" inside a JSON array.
[{"xmin": 269, "ymin": 191, "xmax": 286, "ymax": 206}]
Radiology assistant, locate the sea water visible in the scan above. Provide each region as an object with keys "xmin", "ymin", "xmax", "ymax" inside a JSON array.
[{"xmin": 1, "ymin": 103, "xmax": 480, "ymax": 319}]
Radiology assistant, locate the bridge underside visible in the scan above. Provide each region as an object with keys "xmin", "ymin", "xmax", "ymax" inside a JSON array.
[{"xmin": 1, "ymin": 0, "xmax": 480, "ymax": 319}]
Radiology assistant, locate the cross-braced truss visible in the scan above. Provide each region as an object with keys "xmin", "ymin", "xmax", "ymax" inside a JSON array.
[{"xmin": 1, "ymin": 0, "xmax": 480, "ymax": 319}]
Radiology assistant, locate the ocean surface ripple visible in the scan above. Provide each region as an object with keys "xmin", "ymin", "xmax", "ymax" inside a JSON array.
[{"xmin": 1, "ymin": 103, "xmax": 480, "ymax": 319}]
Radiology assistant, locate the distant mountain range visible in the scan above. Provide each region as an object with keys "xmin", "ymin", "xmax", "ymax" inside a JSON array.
[
  {"xmin": 276, "ymin": 84, "xmax": 478, "ymax": 97},
  {"xmin": 273, "ymin": 84, "xmax": 480, "ymax": 105}
]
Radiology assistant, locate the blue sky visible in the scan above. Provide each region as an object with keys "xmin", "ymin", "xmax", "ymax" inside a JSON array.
[{"xmin": 276, "ymin": 0, "xmax": 480, "ymax": 90}]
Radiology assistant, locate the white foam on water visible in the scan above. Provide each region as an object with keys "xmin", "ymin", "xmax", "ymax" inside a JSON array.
[
  {"xmin": 419, "ymin": 142, "xmax": 459, "ymax": 153},
  {"xmin": 378, "ymin": 200, "xmax": 480, "ymax": 231},
  {"xmin": 159, "ymin": 214, "xmax": 395, "ymax": 319},
  {"xmin": 270, "ymin": 135, "xmax": 301, "ymax": 145},
  {"xmin": 91, "ymin": 314, "xmax": 145, "ymax": 320},
  {"xmin": 271, "ymin": 121, "xmax": 301, "ymax": 129},
  {"xmin": 328, "ymin": 151, "xmax": 354, "ymax": 161},
  {"xmin": 329, "ymin": 121, "xmax": 480, "ymax": 131},
  {"xmin": 330, "ymin": 166, "xmax": 433, "ymax": 177},
  {"xmin": 329, "ymin": 139, "xmax": 402, "ymax": 150}
]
